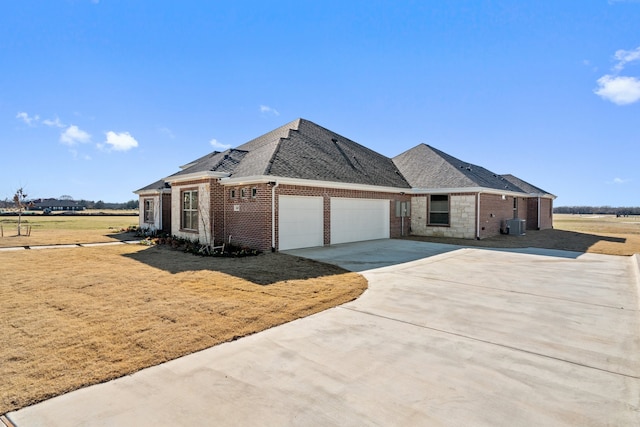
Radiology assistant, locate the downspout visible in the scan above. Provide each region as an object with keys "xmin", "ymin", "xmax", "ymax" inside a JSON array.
[
  {"xmin": 210, "ymin": 184, "xmax": 214, "ymax": 247},
  {"xmin": 476, "ymin": 191, "xmax": 482, "ymax": 240},
  {"xmin": 271, "ymin": 181, "xmax": 279, "ymax": 252},
  {"xmin": 158, "ymin": 194, "xmax": 162, "ymax": 232},
  {"xmin": 223, "ymin": 182, "xmax": 226, "ymax": 244},
  {"xmin": 537, "ymin": 196, "xmax": 541, "ymax": 230}
]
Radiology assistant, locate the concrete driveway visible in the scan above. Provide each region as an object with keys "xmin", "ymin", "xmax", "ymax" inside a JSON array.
[{"xmin": 5, "ymin": 241, "xmax": 640, "ymax": 426}]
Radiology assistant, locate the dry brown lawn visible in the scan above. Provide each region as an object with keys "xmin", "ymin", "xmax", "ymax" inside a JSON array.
[
  {"xmin": 0, "ymin": 244, "xmax": 366, "ymax": 414},
  {"xmin": 406, "ymin": 214, "xmax": 640, "ymax": 256}
]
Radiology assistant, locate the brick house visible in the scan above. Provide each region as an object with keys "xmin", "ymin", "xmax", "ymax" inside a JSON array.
[{"xmin": 134, "ymin": 118, "xmax": 555, "ymax": 250}]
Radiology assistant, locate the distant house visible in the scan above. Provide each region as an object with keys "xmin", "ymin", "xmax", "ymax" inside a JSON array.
[
  {"xmin": 31, "ymin": 198, "xmax": 85, "ymax": 212},
  {"xmin": 134, "ymin": 118, "xmax": 555, "ymax": 251}
]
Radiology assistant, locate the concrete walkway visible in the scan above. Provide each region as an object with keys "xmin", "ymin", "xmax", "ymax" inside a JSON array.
[
  {"xmin": 0, "ymin": 240, "xmax": 141, "ymax": 251},
  {"xmin": 4, "ymin": 241, "xmax": 640, "ymax": 426}
]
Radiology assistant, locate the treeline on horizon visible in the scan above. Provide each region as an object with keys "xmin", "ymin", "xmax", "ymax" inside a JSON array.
[
  {"xmin": 0, "ymin": 198, "xmax": 139, "ymax": 210},
  {"xmin": 554, "ymin": 206, "xmax": 640, "ymax": 215}
]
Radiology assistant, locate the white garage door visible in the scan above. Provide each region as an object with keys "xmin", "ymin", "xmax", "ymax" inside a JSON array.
[
  {"xmin": 330, "ymin": 198, "xmax": 390, "ymax": 245},
  {"xmin": 278, "ymin": 195, "xmax": 324, "ymax": 250}
]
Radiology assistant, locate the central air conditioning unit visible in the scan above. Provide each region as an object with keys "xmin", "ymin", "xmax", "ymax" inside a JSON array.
[{"xmin": 506, "ymin": 218, "xmax": 526, "ymax": 236}]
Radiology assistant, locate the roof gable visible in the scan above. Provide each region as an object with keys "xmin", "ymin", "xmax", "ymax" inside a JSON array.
[
  {"xmin": 166, "ymin": 118, "xmax": 410, "ymax": 189},
  {"xmin": 135, "ymin": 178, "xmax": 171, "ymax": 193},
  {"xmin": 168, "ymin": 149, "xmax": 248, "ymax": 178},
  {"xmin": 264, "ymin": 119, "xmax": 409, "ymax": 188},
  {"xmin": 393, "ymin": 144, "xmax": 523, "ymax": 192}
]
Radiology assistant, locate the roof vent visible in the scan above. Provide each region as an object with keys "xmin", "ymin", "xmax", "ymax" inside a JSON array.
[{"xmin": 331, "ymin": 138, "xmax": 338, "ymax": 143}]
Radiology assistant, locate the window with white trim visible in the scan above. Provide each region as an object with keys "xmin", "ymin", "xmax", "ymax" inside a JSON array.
[
  {"xmin": 143, "ymin": 198, "xmax": 154, "ymax": 223},
  {"xmin": 181, "ymin": 190, "xmax": 198, "ymax": 231}
]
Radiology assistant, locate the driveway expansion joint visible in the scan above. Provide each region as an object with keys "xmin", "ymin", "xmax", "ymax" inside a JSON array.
[{"xmin": 340, "ymin": 305, "xmax": 640, "ymax": 380}]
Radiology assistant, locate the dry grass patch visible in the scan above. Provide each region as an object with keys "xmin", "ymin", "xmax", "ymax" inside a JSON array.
[
  {"xmin": 406, "ymin": 214, "xmax": 640, "ymax": 256},
  {"xmin": 0, "ymin": 244, "xmax": 367, "ymax": 414}
]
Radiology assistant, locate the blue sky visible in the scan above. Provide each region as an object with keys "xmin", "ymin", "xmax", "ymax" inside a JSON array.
[{"xmin": 1, "ymin": 1, "xmax": 639, "ymax": 206}]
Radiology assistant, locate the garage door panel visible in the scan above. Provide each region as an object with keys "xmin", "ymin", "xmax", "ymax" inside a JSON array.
[
  {"xmin": 279, "ymin": 196, "xmax": 324, "ymax": 250},
  {"xmin": 331, "ymin": 198, "xmax": 389, "ymax": 245}
]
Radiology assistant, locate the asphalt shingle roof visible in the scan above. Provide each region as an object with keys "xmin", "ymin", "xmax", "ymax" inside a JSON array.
[
  {"xmin": 501, "ymin": 174, "xmax": 552, "ymax": 196},
  {"xmin": 393, "ymin": 144, "xmax": 524, "ymax": 192},
  {"xmin": 168, "ymin": 149, "xmax": 248, "ymax": 178},
  {"xmin": 138, "ymin": 119, "xmax": 551, "ymax": 196},
  {"xmin": 264, "ymin": 119, "xmax": 409, "ymax": 188},
  {"xmin": 135, "ymin": 178, "xmax": 171, "ymax": 193},
  {"xmin": 164, "ymin": 118, "xmax": 410, "ymax": 189}
]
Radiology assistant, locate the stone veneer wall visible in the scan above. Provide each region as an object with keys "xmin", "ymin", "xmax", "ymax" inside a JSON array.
[
  {"xmin": 171, "ymin": 180, "xmax": 212, "ymax": 244},
  {"xmin": 411, "ymin": 194, "xmax": 477, "ymax": 239},
  {"xmin": 138, "ymin": 193, "xmax": 161, "ymax": 231}
]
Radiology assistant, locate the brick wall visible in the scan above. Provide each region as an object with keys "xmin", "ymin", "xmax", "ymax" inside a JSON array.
[
  {"xmin": 223, "ymin": 183, "xmax": 272, "ymax": 250},
  {"xmin": 161, "ymin": 193, "xmax": 171, "ymax": 232},
  {"xmin": 539, "ymin": 197, "xmax": 553, "ymax": 229},
  {"xmin": 478, "ymin": 193, "xmax": 517, "ymax": 239},
  {"xmin": 220, "ymin": 183, "xmax": 410, "ymax": 251}
]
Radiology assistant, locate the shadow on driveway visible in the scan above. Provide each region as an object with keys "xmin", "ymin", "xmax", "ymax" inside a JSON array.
[{"xmin": 284, "ymin": 239, "xmax": 467, "ymax": 271}]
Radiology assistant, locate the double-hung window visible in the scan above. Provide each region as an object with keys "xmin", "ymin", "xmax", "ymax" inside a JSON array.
[
  {"xmin": 428, "ymin": 194, "xmax": 449, "ymax": 225},
  {"xmin": 181, "ymin": 190, "xmax": 198, "ymax": 231},
  {"xmin": 143, "ymin": 199, "xmax": 154, "ymax": 223}
]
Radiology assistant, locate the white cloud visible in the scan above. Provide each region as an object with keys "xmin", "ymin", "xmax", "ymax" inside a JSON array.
[
  {"xmin": 594, "ymin": 75, "xmax": 640, "ymax": 105},
  {"xmin": 159, "ymin": 127, "xmax": 175, "ymax": 139},
  {"xmin": 595, "ymin": 46, "xmax": 640, "ymax": 105},
  {"xmin": 613, "ymin": 46, "xmax": 640, "ymax": 72},
  {"xmin": 612, "ymin": 177, "xmax": 631, "ymax": 184},
  {"xmin": 16, "ymin": 112, "xmax": 39, "ymax": 126},
  {"xmin": 43, "ymin": 117, "xmax": 65, "ymax": 128},
  {"xmin": 60, "ymin": 125, "xmax": 92, "ymax": 146},
  {"xmin": 210, "ymin": 138, "xmax": 231, "ymax": 151},
  {"xmin": 102, "ymin": 131, "xmax": 139, "ymax": 151},
  {"xmin": 259, "ymin": 105, "xmax": 280, "ymax": 116}
]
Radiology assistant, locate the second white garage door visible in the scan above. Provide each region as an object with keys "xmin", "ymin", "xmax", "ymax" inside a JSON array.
[
  {"xmin": 330, "ymin": 198, "xmax": 390, "ymax": 245},
  {"xmin": 278, "ymin": 195, "xmax": 324, "ymax": 251}
]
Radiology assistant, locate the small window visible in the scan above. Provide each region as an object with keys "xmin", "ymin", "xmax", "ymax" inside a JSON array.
[
  {"xmin": 429, "ymin": 194, "xmax": 449, "ymax": 225},
  {"xmin": 143, "ymin": 199, "xmax": 154, "ymax": 223},
  {"xmin": 181, "ymin": 190, "xmax": 198, "ymax": 231},
  {"xmin": 230, "ymin": 189, "xmax": 236, "ymax": 199},
  {"xmin": 251, "ymin": 188, "xmax": 258, "ymax": 198},
  {"xmin": 241, "ymin": 188, "xmax": 247, "ymax": 199}
]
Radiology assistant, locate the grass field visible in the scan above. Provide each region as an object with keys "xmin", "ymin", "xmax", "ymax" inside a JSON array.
[
  {"xmin": 0, "ymin": 213, "xmax": 138, "ymax": 247},
  {"xmin": 1, "ymin": 213, "xmax": 638, "ymax": 415}
]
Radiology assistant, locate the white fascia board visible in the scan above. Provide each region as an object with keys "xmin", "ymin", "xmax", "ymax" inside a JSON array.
[
  {"xmin": 411, "ymin": 187, "xmax": 528, "ymax": 197},
  {"xmin": 166, "ymin": 171, "xmax": 231, "ymax": 184},
  {"xmin": 219, "ymin": 175, "xmax": 411, "ymax": 194},
  {"xmin": 524, "ymin": 191, "xmax": 557, "ymax": 199},
  {"xmin": 134, "ymin": 189, "xmax": 168, "ymax": 196}
]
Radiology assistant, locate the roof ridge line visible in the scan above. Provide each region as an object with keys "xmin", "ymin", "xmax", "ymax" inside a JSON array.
[{"xmin": 264, "ymin": 128, "xmax": 296, "ymax": 175}]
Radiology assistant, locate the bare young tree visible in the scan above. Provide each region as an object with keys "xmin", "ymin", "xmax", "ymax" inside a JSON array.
[{"xmin": 13, "ymin": 188, "xmax": 30, "ymax": 236}]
